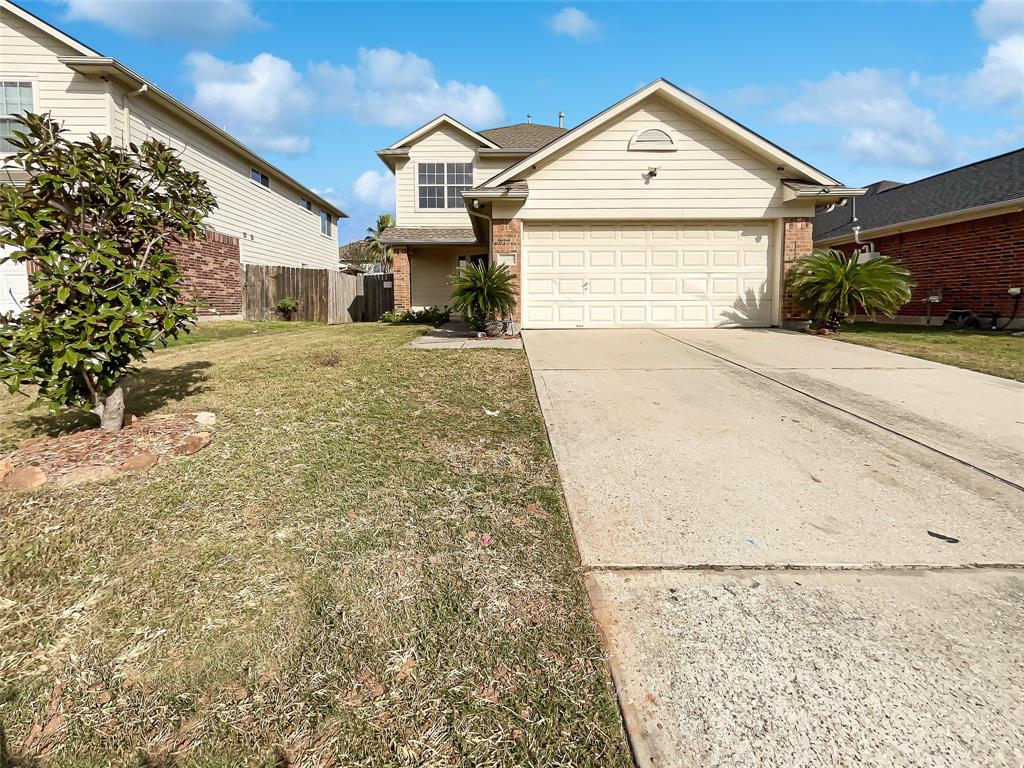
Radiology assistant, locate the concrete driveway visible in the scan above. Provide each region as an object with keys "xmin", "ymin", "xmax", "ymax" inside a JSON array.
[{"xmin": 524, "ymin": 328, "xmax": 1024, "ymax": 767}]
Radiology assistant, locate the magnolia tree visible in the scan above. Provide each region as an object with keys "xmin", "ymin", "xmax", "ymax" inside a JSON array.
[{"xmin": 0, "ymin": 113, "xmax": 216, "ymax": 431}]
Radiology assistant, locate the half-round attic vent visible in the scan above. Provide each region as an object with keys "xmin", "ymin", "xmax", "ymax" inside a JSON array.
[{"xmin": 629, "ymin": 128, "xmax": 675, "ymax": 151}]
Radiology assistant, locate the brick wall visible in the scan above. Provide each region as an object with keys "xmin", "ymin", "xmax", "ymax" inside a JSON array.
[
  {"xmin": 392, "ymin": 246, "xmax": 411, "ymax": 311},
  {"xmin": 831, "ymin": 211, "xmax": 1024, "ymax": 321},
  {"xmin": 491, "ymin": 218, "xmax": 522, "ymax": 325},
  {"xmin": 782, "ymin": 218, "xmax": 813, "ymax": 321},
  {"xmin": 167, "ymin": 229, "xmax": 242, "ymax": 316}
]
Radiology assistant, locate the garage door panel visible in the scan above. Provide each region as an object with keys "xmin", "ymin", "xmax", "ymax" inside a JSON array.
[{"xmin": 522, "ymin": 221, "xmax": 772, "ymax": 329}]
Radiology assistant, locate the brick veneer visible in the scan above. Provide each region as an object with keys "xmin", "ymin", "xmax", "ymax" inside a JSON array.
[
  {"xmin": 782, "ymin": 217, "xmax": 813, "ymax": 321},
  {"xmin": 491, "ymin": 218, "xmax": 522, "ymax": 325},
  {"xmin": 831, "ymin": 211, "xmax": 1024, "ymax": 322},
  {"xmin": 166, "ymin": 228, "xmax": 242, "ymax": 316},
  {"xmin": 392, "ymin": 246, "xmax": 411, "ymax": 311}
]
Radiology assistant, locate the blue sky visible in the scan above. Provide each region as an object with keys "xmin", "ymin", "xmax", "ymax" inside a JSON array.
[{"xmin": 25, "ymin": 0, "xmax": 1024, "ymax": 244}]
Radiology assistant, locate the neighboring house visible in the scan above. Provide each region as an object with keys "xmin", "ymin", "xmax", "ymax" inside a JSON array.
[
  {"xmin": 0, "ymin": 0, "xmax": 346, "ymax": 317},
  {"xmin": 815, "ymin": 149, "xmax": 1024, "ymax": 327},
  {"xmin": 376, "ymin": 79, "xmax": 861, "ymax": 329}
]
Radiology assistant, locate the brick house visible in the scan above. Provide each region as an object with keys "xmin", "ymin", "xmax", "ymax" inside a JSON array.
[
  {"xmin": 375, "ymin": 79, "xmax": 861, "ymax": 330},
  {"xmin": 0, "ymin": 0, "xmax": 346, "ymax": 317},
  {"xmin": 814, "ymin": 149, "xmax": 1024, "ymax": 328}
]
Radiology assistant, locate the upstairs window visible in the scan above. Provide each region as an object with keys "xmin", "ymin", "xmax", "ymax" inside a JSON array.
[
  {"xmin": 250, "ymin": 168, "xmax": 270, "ymax": 188},
  {"xmin": 1, "ymin": 82, "xmax": 33, "ymax": 153},
  {"xmin": 418, "ymin": 162, "xmax": 472, "ymax": 209},
  {"xmin": 299, "ymin": 197, "xmax": 313, "ymax": 211},
  {"xmin": 628, "ymin": 128, "xmax": 676, "ymax": 151},
  {"xmin": 320, "ymin": 210, "xmax": 332, "ymax": 237}
]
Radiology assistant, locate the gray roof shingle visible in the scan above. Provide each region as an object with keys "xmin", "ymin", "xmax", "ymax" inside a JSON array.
[
  {"xmin": 380, "ymin": 226, "xmax": 480, "ymax": 245},
  {"xmin": 479, "ymin": 123, "xmax": 567, "ymax": 150},
  {"xmin": 814, "ymin": 148, "xmax": 1024, "ymax": 242}
]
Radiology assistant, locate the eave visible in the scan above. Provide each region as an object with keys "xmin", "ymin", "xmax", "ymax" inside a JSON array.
[{"xmin": 782, "ymin": 180, "xmax": 867, "ymax": 203}]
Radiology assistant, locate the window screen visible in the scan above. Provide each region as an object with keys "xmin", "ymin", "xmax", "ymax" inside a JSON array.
[{"xmin": 0, "ymin": 82, "xmax": 33, "ymax": 153}]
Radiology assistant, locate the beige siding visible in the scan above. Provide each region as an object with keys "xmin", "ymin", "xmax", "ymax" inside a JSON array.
[
  {"xmin": 395, "ymin": 125, "xmax": 481, "ymax": 227},
  {"xmin": 117, "ymin": 92, "xmax": 338, "ymax": 268},
  {"xmin": 0, "ymin": 9, "xmax": 111, "ymax": 140},
  {"xmin": 512, "ymin": 96, "xmax": 805, "ymax": 221}
]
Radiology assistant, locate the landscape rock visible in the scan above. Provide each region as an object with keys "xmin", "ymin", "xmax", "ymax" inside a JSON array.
[
  {"xmin": 0, "ymin": 457, "xmax": 12, "ymax": 480},
  {"xmin": 18, "ymin": 436, "xmax": 47, "ymax": 449},
  {"xmin": 57, "ymin": 464, "xmax": 118, "ymax": 487},
  {"xmin": 118, "ymin": 453, "xmax": 159, "ymax": 472},
  {"xmin": 4, "ymin": 466, "xmax": 47, "ymax": 490},
  {"xmin": 170, "ymin": 432, "xmax": 212, "ymax": 457},
  {"xmin": 195, "ymin": 411, "xmax": 217, "ymax": 427}
]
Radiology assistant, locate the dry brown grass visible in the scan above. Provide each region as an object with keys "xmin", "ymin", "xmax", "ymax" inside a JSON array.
[{"xmin": 0, "ymin": 323, "xmax": 629, "ymax": 767}]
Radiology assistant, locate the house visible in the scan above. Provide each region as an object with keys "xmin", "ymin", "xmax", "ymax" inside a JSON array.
[
  {"xmin": 0, "ymin": 0, "xmax": 346, "ymax": 317},
  {"xmin": 376, "ymin": 79, "xmax": 862, "ymax": 329},
  {"xmin": 814, "ymin": 149, "xmax": 1024, "ymax": 327}
]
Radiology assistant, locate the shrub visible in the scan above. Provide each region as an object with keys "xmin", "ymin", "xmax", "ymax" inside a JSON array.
[
  {"xmin": 0, "ymin": 113, "xmax": 216, "ymax": 431},
  {"xmin": 787, "ymin": 248, "xmax": 913, "ymax": 331},
  {"xmin": 378, "ymin": 306, "xmax": 450, "ymax": 326},
  {"xmin": 276, "ymin": 297, "xmax": 299, "ymax": 319},
  {"xmin": 449, "ymin": 262, "xmax": 516, "ymax": 332}
]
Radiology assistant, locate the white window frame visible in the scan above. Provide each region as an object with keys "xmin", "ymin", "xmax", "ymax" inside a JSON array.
[
  {"xmin": 415, "ymin": 161, "xmax": 473, "ymax": 211},
  {"xmin": 627, "ymin": 128, "xmax": 676, "ymax": 151},
  {"xmin": 320, "ymin": 210, "xmax": 332, "ymax": 238},
  {"xmin": 299, "ymin": 197, "xmax": 313, "ymax": 212},
  {"xmin": 0, "ymin": 78, "xmax": 37, "ymax": 156},
  {"xmin": 250, "ymin": 168, "xmax": 270, "ymax": 188}
]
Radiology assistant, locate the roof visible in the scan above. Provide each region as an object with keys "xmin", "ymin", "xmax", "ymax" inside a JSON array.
[
  {"xmin": 478, "ymin": 123, "xmax": 567, "ymax": 150},
  {"xmin": 481, "ymin": 78, "xmax": 841, "ymax": 189},
  {"xmin": 814, "ymin": 148, "xmax": 1024, "ymax": 242},
  {"xmin": 385, "ymin": 115, "xmax": 499, "ymax": 151},
  {"xmin": 2, "ymin": 0, "xmax": 345, "ymax": 219},
  {"xmin": 380, "ymin": 226, "xmax": 481, "ymax": 246}
]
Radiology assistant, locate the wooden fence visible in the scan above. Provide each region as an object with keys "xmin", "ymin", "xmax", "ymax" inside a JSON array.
[{"xmin": 242, "ymin": 265, "xmax": 393, "ymax": 324}]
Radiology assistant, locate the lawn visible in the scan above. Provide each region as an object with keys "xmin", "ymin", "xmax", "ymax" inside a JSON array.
[
  {"xmin": 0, "ymin": 322, "xmax": 630, "ymax": 766},
  {"xmin": 836, "ymin": 322, "xmax": 1024, "ymax": 382}
]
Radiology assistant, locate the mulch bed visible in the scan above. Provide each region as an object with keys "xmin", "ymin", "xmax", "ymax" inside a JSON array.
[{"xmin": 1, "ymin": 413, "xmax": 215, "ymax": 491}]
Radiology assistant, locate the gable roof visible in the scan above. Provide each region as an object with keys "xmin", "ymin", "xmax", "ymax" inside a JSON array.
[
  {"xmin": 480, "ymin": 78, "xmax": 841, "ymax": 189},
  {"xmin": 1, "ymin": 0, "xmax": 345, "ymax": 218},
  {"xmin": 385, "ymin": 115, "xmax": 500, "ymax": 151},
  {"xmin": 815, "ymin": 148, "xmax": 1024, "ymax": 243},
  {"xmin": 478, "ymin": 123, "xmax": 567, "ymax": 150}
]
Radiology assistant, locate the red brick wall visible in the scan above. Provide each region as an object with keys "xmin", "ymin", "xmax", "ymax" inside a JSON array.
[
  {"xmin": 491, "ymin": 218, "xmax": 522, "ymax": 325},
  {"xmin": 782, "ymin": 218, "xmax": 813, "ymax": 321},
  {"xmin": 167, "ymin": 229, "xmax": 242, "ymax": 316},
  {"xmin": 831, "ymin": 211, "xmax": 1024, "ymax": 321},
  {"xmin": 392, "ymin": 246, "xmax": 411, "ymax": 311}
]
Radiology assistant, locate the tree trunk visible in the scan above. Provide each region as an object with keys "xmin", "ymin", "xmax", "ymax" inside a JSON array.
[{"xmin": 98, "ymin": 384, "xmax": 127, "ymax": 432}]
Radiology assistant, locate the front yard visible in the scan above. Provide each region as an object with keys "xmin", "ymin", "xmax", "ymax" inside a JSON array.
[
  {"xmin": 836, "ymin": 323, "xmax": 1024, "ymax": 381},
  {"xmin": 0, "ymin": 323, "xmax": 630, "ymax": 766}
]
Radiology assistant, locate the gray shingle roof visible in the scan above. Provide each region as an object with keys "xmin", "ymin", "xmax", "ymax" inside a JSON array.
[
  {"xmin": 479, "ymin": 123, "xmax": 567, "ymax": 150},
  {"xmin": 814, "ymin": 148, "xmax": 1024, "ymax": 242},
  {"xmin": 380, "ymin": 226, "xmax": 480, "ymax": 245}
]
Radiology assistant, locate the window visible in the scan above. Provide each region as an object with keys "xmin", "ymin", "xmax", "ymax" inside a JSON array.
[
  {"xmin": 320, "ymin": 210, "xmax": 332, "ymax": 237},
  {"xmin": 299, "ymin": 197, "xmax": 312, "ymax": 211},
  {"xmin": 418, "ymin": 162, "xmax": 472, "ymax": 209},
  {"xmin": 628, "ymin": 128, "xmax": 675, "ymax": 151},
  {"xmin": 1, "ymin": 81, "xmax": 33, "ymax": 153},
  {"xmin": 250, "ymin": 168, "xmax": 270, "ymax": 188}
]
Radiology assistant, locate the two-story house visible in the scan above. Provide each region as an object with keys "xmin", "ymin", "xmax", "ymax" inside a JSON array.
[
  {"xmin": 0, "ymin": 0, "xmax": 346, "ymax": 316},
  {"xmin": 377, "ymin": 79, "xmax": 863, "ymax": 329}
]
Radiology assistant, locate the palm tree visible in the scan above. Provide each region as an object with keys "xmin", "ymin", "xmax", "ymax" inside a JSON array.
[
  {"xmin": 787, "ymin": 248, "xmax": 913, "ymax": 331},
  {"xmin": 450, "ymin": 262, "xmax": 517, "ymax": 332},
  {"xmin": 364, "ymin": 213, "xmax": 395, "ymax": 272}
]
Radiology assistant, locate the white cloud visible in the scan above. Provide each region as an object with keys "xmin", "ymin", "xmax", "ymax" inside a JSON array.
[
  {"xmin": 550, "ymin": 7, "xmax": 600, "ymax": 41},
  {"xmin": 184, "ymin": 51, "xmax": 312, "ymax": 155},
  {"xmin": 780, "ymin": 69, "xmax": 948, "ymax": 166},
  {"xmin": 310, "ymin": 48, "xmax": 504, "ymax": 128},
  {"xmin": 351, "ymin": 170, "xmax": 395, "ymax": 211},
  {"xmin": 973, "ymin": 0, "xmax": 1024, "ymax": 40},
  {"xmin": 62, "ymin": 0, "xmax": 267, "ymax": 43},
  {"xmin": 962, "ymin": 34, "xmax": 1024, "ymax": 106}
]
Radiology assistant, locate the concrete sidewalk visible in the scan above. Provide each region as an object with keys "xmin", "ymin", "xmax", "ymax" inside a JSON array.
[{"xmin": 524, "ymin": 328, "xmax": 1024, "ymax": 767}]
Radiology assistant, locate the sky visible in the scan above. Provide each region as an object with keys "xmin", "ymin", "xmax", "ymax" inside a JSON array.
[{"xmin": 23, "ymin": 0, "xmax": 1024, "ymax": 244}]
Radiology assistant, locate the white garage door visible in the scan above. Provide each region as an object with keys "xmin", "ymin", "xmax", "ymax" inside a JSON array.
[
  {"xmin": 0, "ymin": 243, "xmax": 29, "ymax": 316},
  {"xmin": 521, "ymin": 222, "xmax": 773, "ymax": 328}
]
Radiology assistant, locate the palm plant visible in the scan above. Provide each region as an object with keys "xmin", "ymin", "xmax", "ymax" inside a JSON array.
[
  {"xmin": 364, "ymin": 213, "xmax": 395, "ymax": 272},
  {"xmin": 450, "ymin": 262, "xmax": 517, "ymax": 332},
  {"xmin": 787, "ymin": 248, "xmax": 913, "ymax": 330}
]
